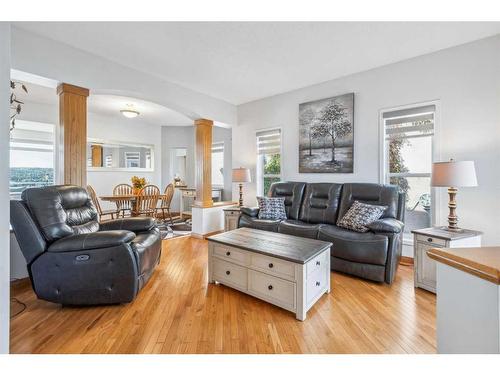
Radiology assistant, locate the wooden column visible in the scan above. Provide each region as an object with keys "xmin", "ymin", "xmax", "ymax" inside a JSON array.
[
  {"xmin": 57, "ymin": 83, "xmax": 89, "ymax": 187},
  {"xmin": 194, "ymin": 118, "xmax": 213, "ymax": 207}
]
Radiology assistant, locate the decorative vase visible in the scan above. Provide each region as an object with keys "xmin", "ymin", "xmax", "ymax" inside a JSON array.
[{"xmin": 132, "ymin": 187, "xmax": 141, "ymax": 195}]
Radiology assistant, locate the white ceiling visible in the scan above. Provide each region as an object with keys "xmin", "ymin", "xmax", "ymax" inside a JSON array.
[
  {"xmin": 16, "ymin": 82, "xmax": 193, "ymax": 126},
  {"xmin": 13, "ymin": 22, "xmax": 500, "ymax": 105}
]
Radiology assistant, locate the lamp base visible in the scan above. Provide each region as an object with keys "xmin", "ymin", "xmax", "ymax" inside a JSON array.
[
  {"xmin": 238, "ymin": 183, "xmax": 243, "ymax": 207},
  {"xmin": 436, "ymin": 225, "xmax": 465, "ymax": 233}
]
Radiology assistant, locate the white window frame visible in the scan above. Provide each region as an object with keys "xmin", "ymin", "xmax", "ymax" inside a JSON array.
[
  {"xmin": 9, "ymin": 120, "xmax": 56, "ymax": 198},
  {"xmin": 379, "ymin": 100, "xmax": 441, "ymax": 244},
  {"xmin": 256, "ymin": 127, "xmax": 282, "ymax": 197}
]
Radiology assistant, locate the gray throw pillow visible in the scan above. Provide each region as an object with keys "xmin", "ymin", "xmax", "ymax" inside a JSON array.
[
  {"xmin": 257, "ymin": 197, "xmax": 287, "ymax": 220},
  {"xmin": 337, "ymin": 201, "xmax": 387, "ymax": 233}
]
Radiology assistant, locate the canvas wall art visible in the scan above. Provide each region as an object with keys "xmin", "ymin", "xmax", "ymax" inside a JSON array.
[{"xmin": 299, "ymin": 93, "xmax": 354, "ymax": 173}]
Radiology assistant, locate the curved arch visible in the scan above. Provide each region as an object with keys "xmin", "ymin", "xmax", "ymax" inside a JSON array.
[{"xmin": 91, "ymin": 88, "xmax": 200, "ymax": 121}]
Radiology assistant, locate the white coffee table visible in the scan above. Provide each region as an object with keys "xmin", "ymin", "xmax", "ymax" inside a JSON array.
[{"xmin": 207, "ymin": 227, "xmax": 332, "ymax": 321}]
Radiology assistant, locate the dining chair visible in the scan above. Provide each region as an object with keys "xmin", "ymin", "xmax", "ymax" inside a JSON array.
[
  {"xmin": 133, "ymin": 185, "xmax": 161, "ymax": 217},
  {"xmin": 156, "ymin": 183, "xmax": 175, "ymax": 224},
  {"xmin": 86, "ymin": 185, "xmax": 119, "ymax": 221},
  {"xmin": 113, "ymin": 183, "xmax": 133, "ymax": 217}
]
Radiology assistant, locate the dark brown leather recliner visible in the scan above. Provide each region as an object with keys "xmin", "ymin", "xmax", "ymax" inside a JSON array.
[
  {"xmin": 239, "ymin": 182, "xmax": 405, "ymax": 284},
  {"xmin": 10, "ymin": 185, "xmax": 162, "ymax": 305}
]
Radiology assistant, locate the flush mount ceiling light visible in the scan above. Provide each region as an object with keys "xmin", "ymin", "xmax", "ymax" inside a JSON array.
[{"xmin": 120, "ymin": 104, "xmax": 140, "ymax": 118}]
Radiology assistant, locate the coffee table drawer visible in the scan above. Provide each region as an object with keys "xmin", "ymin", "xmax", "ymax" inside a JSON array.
[
  {"xmin": 213, "ymin": 244, "xmax": 249, "ymax": 266},
  {"xmin": 306, "ymin": 268, "xmax": 328, "ymax": 306},
  {"xmin": 306, "ymin": 250, "xmax": 328, "ymax": 276},
  {"xmin": 248, "ymin": 270, "xmax": 296, "ymax": 311},
  {"xmin": 250, "ymin": 253, "xmax": 296, "ymax": 281},
  {"xmin": 213, "ymin": 259, "xmax": 247, "ymax": 290}
]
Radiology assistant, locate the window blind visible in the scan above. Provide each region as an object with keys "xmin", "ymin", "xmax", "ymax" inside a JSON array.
[
  {"xmin": 256, "ymin": 128, "xmax": 281, "ymax": 155},
  {"xmin": 384, "ymin": 105, "xmax": 435, "ymax": 139}
]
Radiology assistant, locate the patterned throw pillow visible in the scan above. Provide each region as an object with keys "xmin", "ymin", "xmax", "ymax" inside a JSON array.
[
  {"xmin": 337, "ymin": 201, "xmax": 387, "ymax": 233},
  {"xmin": 257, "ymin": 197, "xmax": 287, "ymax": 220}
]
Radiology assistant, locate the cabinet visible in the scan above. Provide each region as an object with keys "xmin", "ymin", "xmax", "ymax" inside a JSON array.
[{"xmin": 412, "ymin": 227, "xmax": 482, "ymax": 293}]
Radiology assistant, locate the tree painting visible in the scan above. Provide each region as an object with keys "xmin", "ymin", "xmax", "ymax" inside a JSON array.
[{"xmin": 299, "ymin": 93, "xmax": 354, "ymax": 173}]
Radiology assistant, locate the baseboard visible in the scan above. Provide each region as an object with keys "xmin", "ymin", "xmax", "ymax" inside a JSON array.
[
  {"xmin": 191, "ymin": 230, "xmax": 224, "ymax": 240},
  {"xmin": 400, "ymin": 256, "xmax": 414, "ymax": 265}
]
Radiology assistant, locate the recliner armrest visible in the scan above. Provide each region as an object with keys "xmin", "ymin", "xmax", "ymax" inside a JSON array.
[
  {"xmin": 366, "ymin": 218, "xmax": 404, "ymax": 234},
  {"xmin": 48, "ymin": 230, "xmax": 136, "ymax": 253},
  {"xmin": 99, "ymin": 217, "xmax": 155, "ymax": 233},
  {"xmin": 240, "ymin": 207, "xmax": 259, "ymax": 217}
]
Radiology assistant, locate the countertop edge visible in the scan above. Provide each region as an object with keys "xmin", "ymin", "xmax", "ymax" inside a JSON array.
[{"xmin": 427, "ymin": 248, "xmax": 500, "ymax": 285}]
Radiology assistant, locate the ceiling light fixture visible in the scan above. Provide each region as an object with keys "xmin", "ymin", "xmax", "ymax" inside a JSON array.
[{"xmin": 120, "ymin": 104, "xmax": 140, "ymax": 118}]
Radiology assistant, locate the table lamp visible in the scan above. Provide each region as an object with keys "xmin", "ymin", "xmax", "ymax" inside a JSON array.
[
  {"xmin": 232, "ymin": 167, "xmax": 251, "ymax": 207},
  {"xmin": 431, "ymin": 159, "xmax": 477, "ymax": 232}
]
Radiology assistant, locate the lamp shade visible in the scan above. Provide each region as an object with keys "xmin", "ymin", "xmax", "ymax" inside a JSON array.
[
  {"xmin": 232, "ymin": 168, "xmax": 251, "ymax": 183},
  {"xmin": 431, "ymin": 160, "xmax": 478, "ymax": 187}
]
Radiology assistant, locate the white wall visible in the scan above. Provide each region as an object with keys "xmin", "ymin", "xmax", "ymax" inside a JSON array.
[
  {"xmin": 0, "ymin": 22, "xmax": 11, "ymax": 354},
  {"xmin": 234, "ymin": 35, "xmax": 500, "ymax": 249},
  {"xmin": 11, "ymin": 27, "xmax": 237, "ymax": 126}
]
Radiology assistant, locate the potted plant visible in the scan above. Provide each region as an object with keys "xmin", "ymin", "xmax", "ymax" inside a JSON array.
[{"xmin": 131, "ymin": 176, "xmax": 147, "ymax": 195}]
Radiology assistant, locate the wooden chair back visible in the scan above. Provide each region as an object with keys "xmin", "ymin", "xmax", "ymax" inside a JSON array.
[
  {"xmin": 86, "ymin": 185, "xmax": 103, "ymax": 215},
  {"xmin": 160, "ymin": 184, "xmax": 175, "ymax": 209},
  {"xmin": 113, "ymin": 183, "xmax": 133, "ymax": 211},
  {"xmin": 135, "ymin": 185, "xmax": 160, "ymax": 216}
]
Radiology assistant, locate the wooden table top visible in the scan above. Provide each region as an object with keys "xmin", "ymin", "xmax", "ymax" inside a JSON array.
[
  {"xmin": 427, "ymin": 246, "xmax": 500, "ymax": 285},
  {"xmin": 207, "ymin": 227, "xmax": 332, "ymax": 264},
  {"xmin": 100, "ymin": 194, "xmax": 169, "ymax": 201}
]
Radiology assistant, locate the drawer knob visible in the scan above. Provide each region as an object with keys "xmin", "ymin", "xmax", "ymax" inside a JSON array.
[
  {"xmin": 315, "ymin": 281, "xmax": 320, "ymax": 286},
  {"xmin": 427, "ymin": 238, "xmax": 433, "ymax": 242},
  {"xmin": 226, "ymin": 270, "xmax": 231, "ymax": 275},
  {"xmin": 316, "ymin": 261, "xmax": 321, "ymax": 266},
  {"xmin": 268, "ymin": 285, "xmax": 273, "ymax": 290},
  {"xmin": 226, "ymin": 251, "xmax": 231, "ymax": 256},
  {"xmin": 268, "ymin": 263, "xmax": 274, "ymax": 268}
]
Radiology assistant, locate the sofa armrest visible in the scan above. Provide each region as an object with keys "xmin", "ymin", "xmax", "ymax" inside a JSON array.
[
  {"xmin": 240, "ymin": 206, "xmax": 259, "ymax": 217},
  {"xmin": 48, "ymin": 230, "xmax": 136, "ymax": 253},
  {"xmin": 99, "ymin": 217, "xmax": 155, "ymax": 233},
  {"xmin": 366, "ymin": 218, "xmax": 404, "ymax": 234}
]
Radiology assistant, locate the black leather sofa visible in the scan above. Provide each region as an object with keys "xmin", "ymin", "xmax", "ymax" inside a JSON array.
[
  {"xmin": 10, "ymin": 185, "xmax": 162, "ymax": 305},
  {"xmin": 239, "ymin": 182, "xmax": 405, "ymax": 284}
]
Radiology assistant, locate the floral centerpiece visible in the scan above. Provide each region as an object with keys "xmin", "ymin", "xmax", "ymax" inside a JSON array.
[{"xmin": 131, "ymin": 176, "xmax": 147, "ymax": 195}]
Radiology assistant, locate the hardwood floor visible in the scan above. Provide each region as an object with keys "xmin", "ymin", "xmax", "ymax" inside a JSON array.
[{"xmin": 10, "ymin": 237, "xmax": 436, "ymax": 354}]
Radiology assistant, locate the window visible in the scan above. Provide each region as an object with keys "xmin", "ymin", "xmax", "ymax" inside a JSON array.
[
  {"xmin": 124, "ymin": 152, "xmax": 141, "ymax": 168},
  {"xmin": 211, "ymin": 142, "xmax": 224, "ymax": 186},
  {"xmin": 9, "ymin": 120, "xmax": 55, "ymax": 199},
  {"xmin": 256, "ymin": 128, "xmax": 281, "ymax": 196},
  {"xmin": 382, "ymin": 104, "xmax": 436, "ymax": 241}
]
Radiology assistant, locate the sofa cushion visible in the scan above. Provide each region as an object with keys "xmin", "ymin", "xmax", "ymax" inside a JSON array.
[
  {"xmin": 278, "ymin": 220, "xmax": 322, "ymax": 239},
  {"xmin": 299, "ymin": 183, "xmax": 343, "ymax": 224},
  {"xmin": 318, "ymin": 225, "xmax": 388, "ymax": 266},
  {"xmin": 268, "ymin": 182, "xmax": 306, "ymax": 220},
  {"xmin": 238, "ymin": 215, "xmax": 280, "ymax": 232},
  {"xmin": 338, "ymin": 183, "xmax": 399, "ymax": 220},
  {"xmin": 257, "ymin": 197, "xmax": 287, "ymax": 220},
  {"xmin": 337, "ymin": 201, "xmax": 387, "ymax": 233}
]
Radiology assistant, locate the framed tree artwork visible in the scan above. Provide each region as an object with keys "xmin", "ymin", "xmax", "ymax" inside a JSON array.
[{"xmin": 299, "ymin": 93, "xmax": 354, "ymax": 173}]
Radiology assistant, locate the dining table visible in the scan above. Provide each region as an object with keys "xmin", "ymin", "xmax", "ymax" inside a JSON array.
[{"xmin": 100, "ymin": 194, "xmax": 169, "ymax": 216}]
